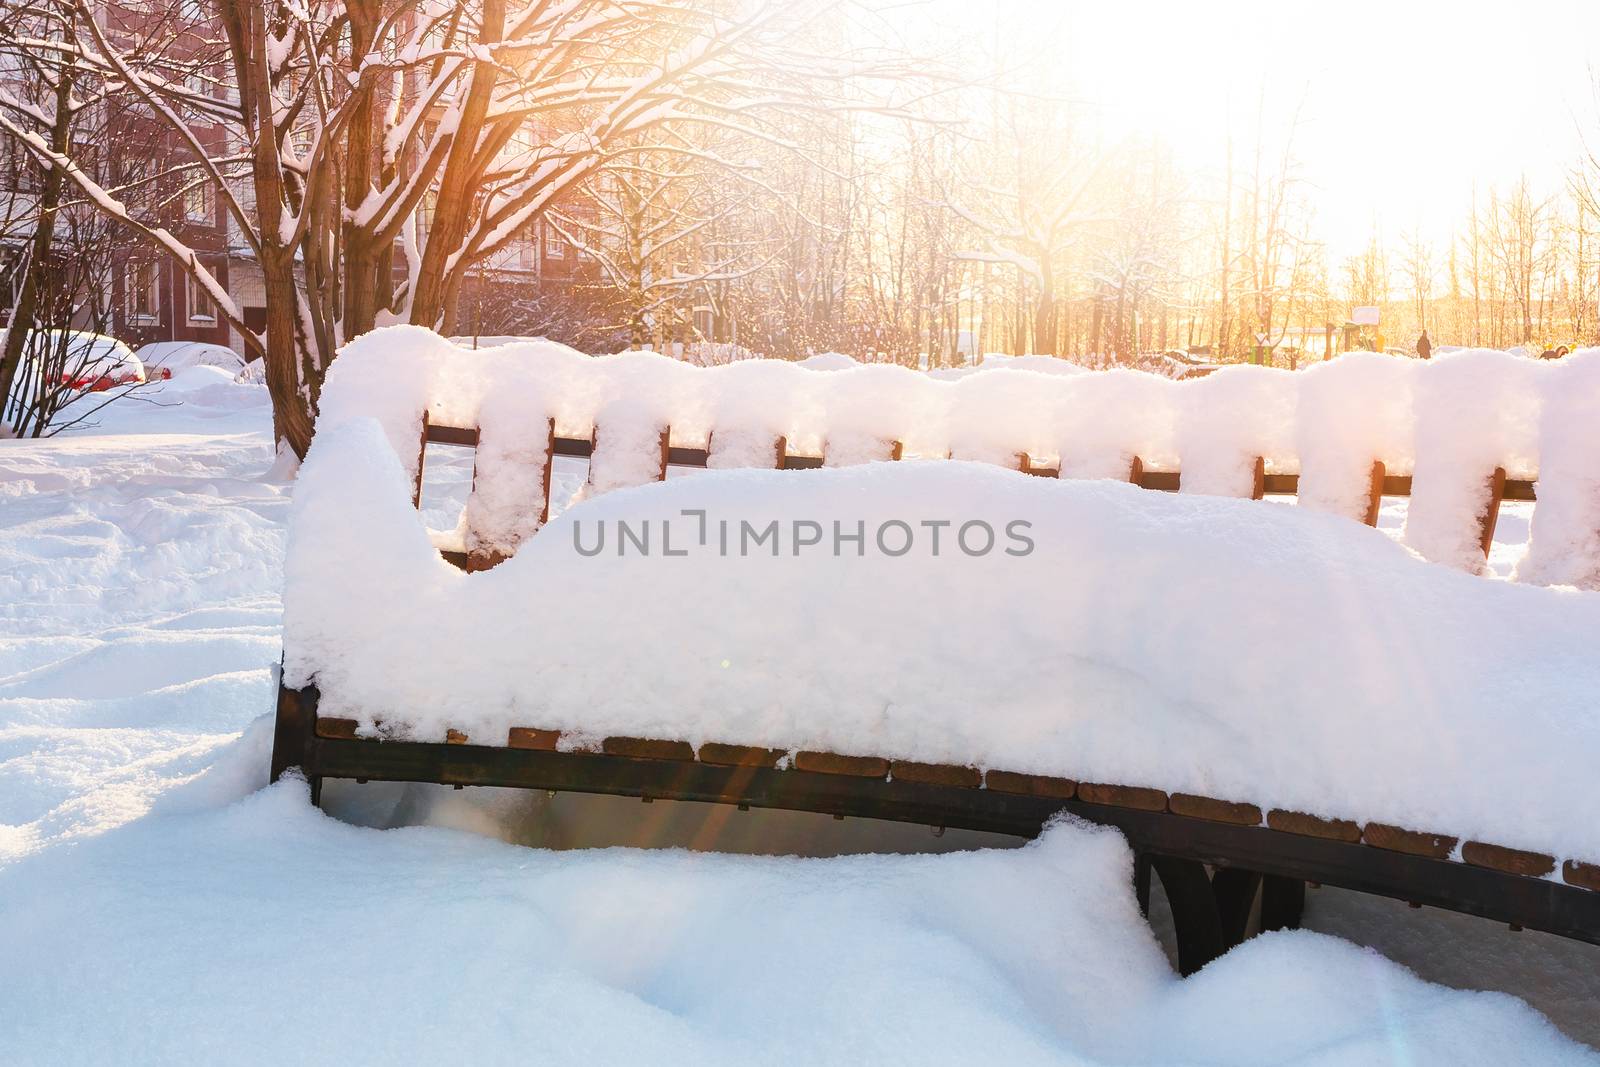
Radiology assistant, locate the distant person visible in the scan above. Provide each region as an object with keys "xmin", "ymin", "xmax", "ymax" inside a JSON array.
[{"xmin": 1416, "ymin": 330, "xmax": 1432, "ymax": 360}]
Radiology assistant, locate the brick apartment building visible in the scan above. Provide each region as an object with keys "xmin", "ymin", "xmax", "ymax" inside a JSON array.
[{"xmin": 1, "ymin": 4, "xmax": 601, "ymax": 358}]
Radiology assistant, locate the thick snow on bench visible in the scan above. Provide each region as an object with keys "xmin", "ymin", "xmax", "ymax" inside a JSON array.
[
  {"xmin": 317, "ymin": 328, "xmax": 1600, "ymax": 585},
  {"xmin": 284, "ymin": 419, "xmax": 1600, "ymax": 862},
  {"xmin": 1519, "ymin": 352, "xmax": 1600, "ymax": 588}
]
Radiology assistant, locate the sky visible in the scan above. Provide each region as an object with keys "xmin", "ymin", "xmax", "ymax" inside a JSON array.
[{"xmin": 877, "ymin": 0, "xmax": 1600, "ymax": 260}]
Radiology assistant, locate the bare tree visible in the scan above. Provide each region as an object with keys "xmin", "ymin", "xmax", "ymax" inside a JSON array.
[
  {"xmin": 0, "ymin": 0, "xmax": 83, "ymax": 413},
  {"xmin": 1089, "ymin": 144, "xmax": 1186, "ymax": 361},
  {"xmin": 3, "ymin": 0, "xmax": 903, "ymax": 455},
  {"xmin": 1483, "ymin": 178, "xmax": 1554, "ymax": 345},
  {"xmin": 948, "ymin": 98, "xmax": 1107, "ymax": 356},
  {"xmin": 548, "ymin": 134, "xmax": 777, "ymax": 347},
  {"xmin": 1, "ymin": 0, "xmax": 163, "ymax": 435},
  {"xmin": 1399, "ymin": 228, "xmax": 1436, "ymax": 336}
]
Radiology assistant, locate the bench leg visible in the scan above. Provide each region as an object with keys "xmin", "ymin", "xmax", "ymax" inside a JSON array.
[
  {"xmin": 1260, "ymin": 875, "xmax": 1306, "ymax": 932},
  {"xmin": 1211, "ymin": 866, "xmax": 1263, "ymax": 945},
  {"xmin": 1134, "ymin": 852, "xmax": 1153, "ymax": 916},
  {"xmin": 1150, "ymin": 855, "xmax": 1227, "ymax": 976},
  {"xmin": 270, "ymin": 679, "xmax": 318, "ymax": 798},
  {"xmin": 1207, "ymin": 868, "xmax": 1305, "ymax": 949}
]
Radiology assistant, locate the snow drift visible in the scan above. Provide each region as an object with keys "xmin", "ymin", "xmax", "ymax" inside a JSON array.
[{"xmin": 7, "ymin": 791, "xmax": 1592, "ymax": 1064}]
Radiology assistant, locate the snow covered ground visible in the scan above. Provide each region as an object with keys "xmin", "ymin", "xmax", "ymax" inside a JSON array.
[{"xmin": 2, "ymin": 372, "xmax": 1597, "ymax": 1063}]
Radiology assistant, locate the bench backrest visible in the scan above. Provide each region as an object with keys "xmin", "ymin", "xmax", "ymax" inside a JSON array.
[{"xmin": 314, "ymin": 331, "xmax": 1600, "ymax": 585}]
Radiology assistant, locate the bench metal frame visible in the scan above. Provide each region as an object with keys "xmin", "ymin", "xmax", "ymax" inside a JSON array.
[{"xmin": 272, "ymin": 683, "xmax": 1600, "ymax": 975}]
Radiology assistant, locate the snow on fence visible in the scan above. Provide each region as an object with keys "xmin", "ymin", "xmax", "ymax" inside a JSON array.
[{"xmin": 315, "ymin": 327, "xmax": 1600, "ymax": 586}]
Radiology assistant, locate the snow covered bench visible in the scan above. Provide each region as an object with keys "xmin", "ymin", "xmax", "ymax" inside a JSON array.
[
  {"xmin": 304, "ymin": 328, "xmax": 1600, "ymax": 582},
  {"xmin": 273, "ymin": 328, "xmax": 1600, "ymax": 972}
]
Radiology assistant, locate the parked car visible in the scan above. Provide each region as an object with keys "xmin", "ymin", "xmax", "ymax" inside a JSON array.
[
  {"xmin": 57, "ymin": 332, "xmax": 145, "ymax": 390},
  {"xmin": 0, "ymin": 330, "xmax": 144, "ymax": 391},
  {"xmin": 2, "ymin": 329, "xmax": 143, "ymax": 427},
  {"xmin": 134, "ymin": 341, "xmax": 246, "ymax": 379}
]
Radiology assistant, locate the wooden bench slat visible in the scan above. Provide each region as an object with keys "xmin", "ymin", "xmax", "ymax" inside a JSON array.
[
  {"xmin": 984, "ymin": 770, "xmax": 1076, "ymax": 798},
  {"xmin": 1363, "ymin": 822, "xmax": 1457, "ymax": 858},
  {"xmin": 1363, "ymin": 460, "xmax": 1386, "ymax": 527},
  {"xmin": 698, "ymin": 743, "xmax": 782, "ymax": 767},
  {"xmin": 1259, "ymin": 472, "xmax": 1297, "ymax": 496},
  {"xmin": 1137, "ymin": 469, "xmax": 1180, "ymax": 492},
  {"xmin": 424, "ymin": 424, "xmax": 480, "ymax": 448},
  {"xmin": 794, "ymin": 751, "xmax": 889, "ymax": 777},
  {"xmin": 1477, "ymin": 467, "xmax": 1508, "ymax": 559},
  {"xmin": 1018, "ymin": 453, "xmax": 1059, "ymax": 478},
  {"xmin": 1079, "ymin": 782, "xmax": 1168, "ymax": 812},
  {"xmin": 314, "ymin": 716, "xmax": 361, "ymax": 740},
  {"xmin": 667, "ymin": 446, "xmax": 709, "ymax": 467},
  {"xmin": 1462, "ymin": 840, "xmax": 1555, "ymax": 878},
  {"xmin": 891, "ymin": 761, "xmax": 981, "ymax": 788},
  {"xmin": 1502, "ymin": 478, "xmax": 1536, "ymax": 501},
  {"xmin": 1169, "ymin": 793, "xmax": 1262, "ymax": 826},
  {"xmin": 537, "ymin": 419, "xmax": 555, "ymax": 529},
  {"xmin": 507, "ymin": 727, "xmax": 560, "ymax": 751},
  {"xmin": 412, "ymin": 411, "xmax": 429, "ymax": 508},
  {"xmin": 603, "ymin": 736, "xmax": 696, "ymax": 761},
  {"xmin": 1564, "ymin": 860, "xmax": 1600, "ymax": 892},
  {"xmin": 552, "ymin": 435, "xmax": 593, "ymax": 458},
  {"xmin": 1267, "ymin": 809, "xmax": 1361, "ymax": 842}
]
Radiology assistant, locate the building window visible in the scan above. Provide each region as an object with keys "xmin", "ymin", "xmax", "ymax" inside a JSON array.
[
  {"xmin": 0, "ymin": 251, "xmax": 19, "ymax": 320},
  {"xmin": 127, "ymin": 262, "xmax": 160, "ymax": 324},
  {"xmin": 544, "ymin": 225, "xmax": 565, "ymax": 259},
  {"xmin": 3, "ymin": 136, "xmax": 40, "ymax": 194},
  {"xmin": 187, "ymin": 272, "xmax": 216, "ymax": 323},
  {"xmin": 420, "ymin": 190, "xmax": 437, "ymax": 237},
  {"xmin": 184, "ymin": 181, "xmax": 213, "ymax": 223}
]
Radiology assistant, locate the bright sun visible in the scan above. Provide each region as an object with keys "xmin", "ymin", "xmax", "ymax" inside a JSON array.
[{"xmin": 891, "ymin": 0, "xmax": 1600, "ymax": 259}]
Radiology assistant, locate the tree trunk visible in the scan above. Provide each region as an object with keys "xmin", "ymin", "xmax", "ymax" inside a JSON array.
[
  {"xmin": 1035, "ymin": 260, "xmax": 1056, "ymax": 355},
  {"xmin": 261, "ymin": 249, "xmax": 315, "ymax": 455},
  {"xmin": 408, "ymin": 0, "xmax": 505, "ymax": 329},
  {"xmin": 1112, "ymin": 288, "xmax": 1127, "ymax": 358},
  {"xmin": 0, "ymin": 48, "xmax": 73, "ymax": 423}
]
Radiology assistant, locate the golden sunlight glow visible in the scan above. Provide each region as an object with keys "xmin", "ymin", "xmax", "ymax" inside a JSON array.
[{"xmin": 896, "ymin": 0, "xmax": 1600, "ymax": 258}]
